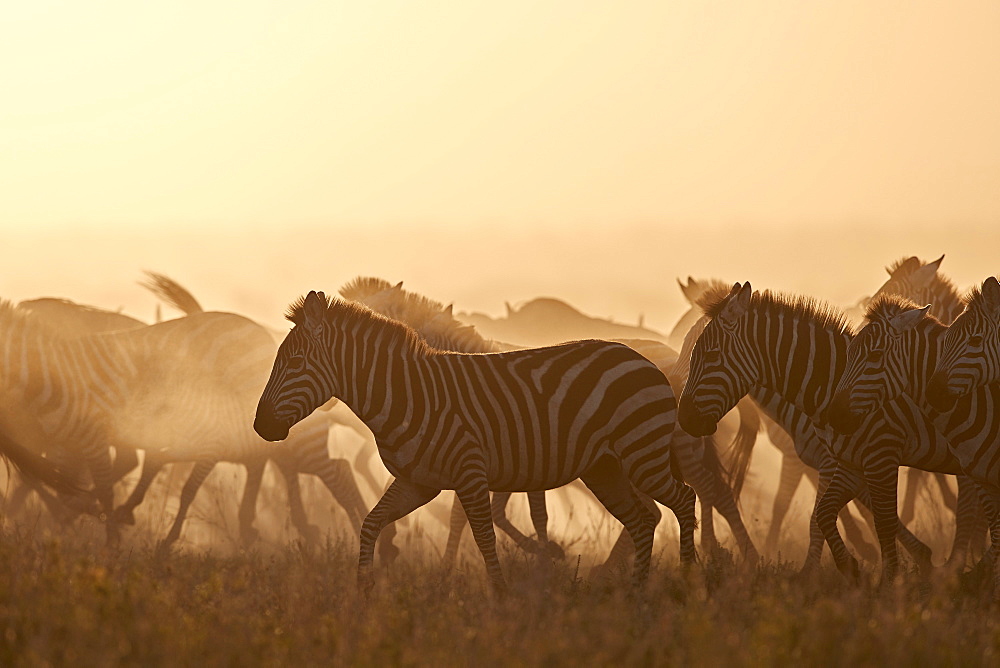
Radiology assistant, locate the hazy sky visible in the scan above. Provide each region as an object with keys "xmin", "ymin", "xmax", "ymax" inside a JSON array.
[{"xmin": 2, "ymin": 2, "xmax": 998, "ymax": 331}]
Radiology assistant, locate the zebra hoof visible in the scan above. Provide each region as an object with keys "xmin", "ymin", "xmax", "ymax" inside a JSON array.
[{"xmin": 542, "ymin": 540, "xmax": 566, "ymax": 561}]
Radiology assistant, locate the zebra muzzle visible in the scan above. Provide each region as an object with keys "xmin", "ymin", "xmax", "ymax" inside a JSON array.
[
  {"xmin": 926, "ymin": 372, "xmax": 960, "ymax": 413},
  {"xmin": 677, "ymin": 394, "xmax": 718, "ymax": 437},
  {"xmin": 828, "ymin": 391, "xmax": 863, "ymax": 434}
]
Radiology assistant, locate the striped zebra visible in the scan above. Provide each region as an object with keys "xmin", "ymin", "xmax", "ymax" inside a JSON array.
[
  {"xmin": 863, "ymin": 256, "xmax": 988, "ymax": 563},
  {"xmin": 254, "ymin": 291, "xmax": 697, "ymax": 592},
  {"xmin": 831, "ymin": 289, "xmax": 1000, "ymax": 590},
  {"xmin": 929, "ymin": 276, "xmax": 1000, "ymax": 409},
  {"xmin": 0, "ymin": 296, "xmax": 368, "ymax": 548},
  {"xmin": 679, "ymin": 283, "xmax": 950, "ymax": 584},
  {"xmin": 347, "ymin": 277, "xmax": 761, "ymax": 563},
  {"xmin": 672, "ymin": 280, "xmax": 878, "ymax": 561}
]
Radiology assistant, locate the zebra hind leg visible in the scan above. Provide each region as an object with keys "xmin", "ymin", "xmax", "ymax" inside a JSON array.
[
  {"xmin": 442, "ymin": 492, "xmax": 468, "ymax": 568},
  {"xmin": 456, "ymin": 480, "xmax": 507, "ymax": 594},
  {"xmin": 526, "ymin": 491, "xmax": 564, "ymax": 559},
  {"xmin": 113, "ymin": 456, "xmax": 167, "ymax": 526},
  {"xmin": 238, "ymin": 457, "xmax": 267, "ymax": 546},
  {"xmin": 583, "ymin": 456, "xmax": 661, "ymax": 589}
]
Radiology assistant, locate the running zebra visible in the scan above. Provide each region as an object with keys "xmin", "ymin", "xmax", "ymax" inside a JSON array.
[
  {"xmin": 679, "ymin": 283, "xmax": 948, "ymax": 584},
  {"xmin": 831, "ymin": 287, "xmax": 1000, "ymax": 591},
  {"xmin": 0, "ymin": 296, "xmax": 368, "ymax": 548},
  {"xmin": 254, "ymin": 291, "xmax": 697, "ymax": 592}
]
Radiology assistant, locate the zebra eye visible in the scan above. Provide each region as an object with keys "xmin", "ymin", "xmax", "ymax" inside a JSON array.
[
  {"xmin": 866, "ymin": 350, "xmax": 884, "ymax": 364},
  {"xmin": 969, "ymin": 335, "xmax": 984, "ymax": 347},
  {"xmin": 704, "ymin": 349, "xmax": 721, "ymax": 363},
  {"xmin": 288, "ymin": 354, "xmax": 306, "ymax": 371}
]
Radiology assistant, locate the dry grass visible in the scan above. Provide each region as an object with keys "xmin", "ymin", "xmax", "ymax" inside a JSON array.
[{"xmin": 0, "ymin": 519, "xmax": 997, "ymax": 667}]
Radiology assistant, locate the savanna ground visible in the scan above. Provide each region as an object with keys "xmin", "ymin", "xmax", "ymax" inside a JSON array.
[{"xmin": 1, "ymin": 491, "xmax": 998, "ymax": 668}]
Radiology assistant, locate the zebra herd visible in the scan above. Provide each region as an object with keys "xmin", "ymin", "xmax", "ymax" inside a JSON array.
[{"xmin": 3, "ymin": 256, "xmax": 1000, "ymax": 598}]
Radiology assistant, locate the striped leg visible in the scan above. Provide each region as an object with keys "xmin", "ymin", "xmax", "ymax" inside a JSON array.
[
  {"xmin": 625, "ymin": 452, "xmax": 698, "ymax": 568},
  {"xmin": 299, "ymin": 455, "xmax": 368, "ymax": 534},
  {"xmin": 814, "ymin": 464, "xmax": 862, "ymax": 580},
  {"xmin": 947, "ymin": 475, "xmax": 984, "ymax": 568},
  {"xmin": 238, "ymin": 457, "xmax": 267, "ymax": 545},
  {"xmin": 456, "ymin": 480, "xmax": 507, "ymax": 593},
  {"xmin": 158, "ymin": 459, "xmax": 217, "ymax": 552},
  {"xmin": 358, "ymin": 479, "xmax": 440, "ymax": 594},
  {"xmin": 82, "ymin": 444, "xmax": 118, "ymax": 545},
  {"xmin": 899, "ymin": 468, "xmax": 924, "ymax": 527},
  {"xmin": 443, "ymin": 493, "xmax": 467, "ymax": 567},
  {"xmin": 973, "ymin": 485, "xmax": 1000, "ymax": 600},
  {"xmin": 527, "ymin": 491, "xmax": 564, "ymax": 558},
  {"xmin": 862, "ymin": 464, "xmax": 904, "ymax": 585},
  {"xmin": 582, "ymin": 457, "xmax": 659, "ymax": 588}
]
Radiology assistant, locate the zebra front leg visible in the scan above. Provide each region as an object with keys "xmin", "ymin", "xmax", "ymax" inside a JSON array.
[
  {"xmin": 109, "ymin": 447, "xmax": 140, "ymax": 485},
  {"xmin": 113, "ymin": 455, "xmax": 167, "ymax": 525},
  {"xmin": 272, "ymin": 455, "xmax": 320, "ymax": 544},
  {"xmin": 82, "ymin": 444, "xmax": 119, "ymax": 546},
  {"xmin": 457, "ymin": 479, "xmax": 507, "ymax": 594},
  {"xmin": 946, "ymin": 474, "xmax": 983, "ymax": 569},
  {"xmin": 899, "ymin": 468, "xmax": 924, "ymax": 528},
  {"xmin": 813, "ymin": 464, "xmax": 861, "ymax": 581},
  {"xmin": 527, "ymin": 491, "xmax": 564, "ymax": 559},
  {"xmin": 862, "ymin": 464, "xmax": 904, "ymax": 587},
  {"xmin": 158, "ymin": 459, "xmax": 216, "ymax": 553},
  {"xmin": 358, "ymin": 478, "xmax": 440, "ymax": 594},
  {"xmin": 490, "ymin": 491, "xmax": 540, "ymax": 556},
  {"xmin": 238, "ymin": 457, "xmax": 267, "ymax": 546}
]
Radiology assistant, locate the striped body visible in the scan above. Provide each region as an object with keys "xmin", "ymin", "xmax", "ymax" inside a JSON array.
[
  {"xmin": 256, "ymin": 292, "xmax": 696, "ymax": 592},
  {"xmin": 678, "ymin": 284, "xmax": 949, "ymax": 582}
]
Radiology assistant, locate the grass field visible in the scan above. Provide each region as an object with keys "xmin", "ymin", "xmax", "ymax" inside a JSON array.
[{"xmin": 1, "ymin": 517, "xmax": 997, "ymax": 667}]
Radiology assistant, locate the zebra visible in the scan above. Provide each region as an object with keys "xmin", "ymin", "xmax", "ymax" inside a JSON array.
[
  {"xmin": 830, "ymin": 290, "xmax": 1000, "ymax": 590},
  {"xmin": 346, "ymin": 277, "xmax": 761, "ymax": 563},
  {"xmin": 862, "ymin": 256, "xmax": 988, "ymax": 563},
  {"xmin": 928, "ymin": 276, "xmax": 1000, "ymax": 410},
  {"xmin": 679, "ymin": 283, "xmax": 950, "ymax": 585},
  {"xmin": 671, "ymin": 280, "xmax": 878, "ymax": 561},
  {"xmin": 254, "ymin": 291, "xmax": 697, "ymax": 592},
  {"xmin": 0, "ymin": 297, "xmax": 368, "ymax": 549},
  {"xmin": 136, "ymin": 273, "xmax": 377, "ymax": 550}
]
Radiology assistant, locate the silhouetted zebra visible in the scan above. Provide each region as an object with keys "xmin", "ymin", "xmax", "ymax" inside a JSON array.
[
  {"xmin": 255, "ymin": 291, "xmax": 697, "ymax": 592},
  {"xmin": 679, "ymin": 283, "xmax": 949, "ymax": 584}
]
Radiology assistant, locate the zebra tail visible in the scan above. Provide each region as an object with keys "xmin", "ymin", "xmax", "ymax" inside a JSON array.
[
  {"xmin": 0, "ymin": 432, "xmax": 85, "ymax": 496},
  {"xmin": 139, "ymin": 271, "xmax": 205, "ymax": 315},
  {"xmin": 726, "ymin": 397, "xmax": 761, "ymax": 500}
]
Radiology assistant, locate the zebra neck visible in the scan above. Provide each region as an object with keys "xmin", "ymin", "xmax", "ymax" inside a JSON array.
[
  {"xmin": 328, "ymin": 324, "xmax": 425, "ymax": 444},
  {"xmin": 904, "ymin": 321, "xmax": 947, "ymax": 402},
  {"xmin": 749, "ymin": 314, "xmax": 846, "ymax": 421}
]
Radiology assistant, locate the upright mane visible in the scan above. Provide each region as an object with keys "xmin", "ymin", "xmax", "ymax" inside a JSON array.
[
  {"xmin": 286, "ymin": 293, "xmax": 432, "ymax": 357},
  {"xmin": 960, "ymin": 279, "xmax": 1000, "ymax": 312},
  {"xmin": 339, "ymin": 277, "xmax": 497, "ymax": 354},
  {"xmin": 863, "ymin": 294, "xmax": 942, "ymax": 329},
  {"xmin": 701, "ymin": 289, "xmax": 853, "ymax": 335}
]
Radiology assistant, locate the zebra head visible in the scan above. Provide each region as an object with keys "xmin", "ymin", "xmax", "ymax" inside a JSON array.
[
  {"xmin": 255, "ymin": 291, "xmax": 337, "ymax": 442},
  {"xmin": 678, "ymin": 282, "xmax": 758, "ymax": 437},
  {"xmin": 830, "ymin": 300, "xmax": 930, "ymax": 434},
  {"xmin": 928, "ymin": 276, "xmax": 1000, "ymax": 412}
]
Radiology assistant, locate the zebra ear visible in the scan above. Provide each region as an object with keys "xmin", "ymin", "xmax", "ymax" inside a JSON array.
[
  {"xmin": 889, "ymin": 304, "xmax": 930, "ymax": 333},
  {"xmin": 909, "ymin": 255, "xmax": 944, "ymax": 290},
  {"xmin": 981, "ymin": 277, "xmax": 1000, "ymax": 317},
  {"xmin": 718, "ymin": 282, "xmax": 750, "ymax": 326},
  {"xmin": 303, "ymin": 291, "xmax": 327, "ymax": 335}
]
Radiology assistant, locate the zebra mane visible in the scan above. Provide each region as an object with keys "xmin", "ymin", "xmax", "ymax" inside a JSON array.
[
  {"xmin": 863, "ymin": 294, "xmax": 942, "ymax": 328},
  {"xmin": 694, "ymin": 281, "xmax": 740, "ymax": 314},
  {"xmin": 339, "ymin": 277, "xmax": 497, "ymax": 354},
  {"xmin": 701, "ymin": 288, "xmax": 852, "ymax": 335},
  {"xmin": 286, "ymin": 293, "xmax": 433, "ymax": 357}
]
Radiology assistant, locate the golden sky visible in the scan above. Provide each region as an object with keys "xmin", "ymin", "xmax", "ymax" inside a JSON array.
[{"xmin": 1, "ymin": 2, "xmax": 998, "ymax": 330}]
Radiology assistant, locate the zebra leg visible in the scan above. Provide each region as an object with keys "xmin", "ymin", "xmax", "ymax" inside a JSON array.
[
  {"xmin": 862, "ymin": 464, "xmax": 904, "ymax": 586},
  {"xmin": 527, "ymin": 490, "xmax": 564, "ymax": 559},
  {"xmin": 358, "ymin": 478, "xmax": 440, "ymax": 594},
  {"xmin": 946, "ymin": 474, "xmax": 983, "ymax": 568},
  {"xmin": 625, "ymin": 453, "xmax": 698, "ymax": 568},
  {"xmin": 302, "ymin": 456, "xmax": 369, "ymax": 535},
  {"xmin": 237, "ymin": 457, "xmax": 267, "ymax": 546},
  {"xmin": 899, "ymin": 468, "xmax": 923, "ymax": 528},
  {"xmin": 82, "ymin": 444, "xmax": 119, "ymax": 546},
  {"xmin": 851, "ymin": 485, "xmax": 931, "ymax": 570},
  {"xmin": 813, "ymin": 464, "xmax": 861, "ymax": 580},
  {"xmin": 456, "ymin": 480, "xmax": 507, "ymax": 593},
  {"xmin": 113, "ymin": 455, "xmax": 167, "ymax": 525},
  {"xmin": 443, "ymin": 493, "xmax": 468, "ymax": 568},
  {"xmin": 582, "ymin": 457, "xmax": 659, "ymax": 588},
  {"xmin": 271, "ymin": 455, "xmax": 319, "ymax": 543},
  {"xmin": 110, "ymin": 447, "xmax": 140, "ymax": 485},
  {"xmin": 489, "ymin": 491, "xmax": 532, "ymax": 551},
  {"xmin": 158, "ymin": 459, "xmax": 217, "ymax": 553},
  {"xmin": 764, "ymin": 453, "xmax": 808, "ymax": 557}
]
